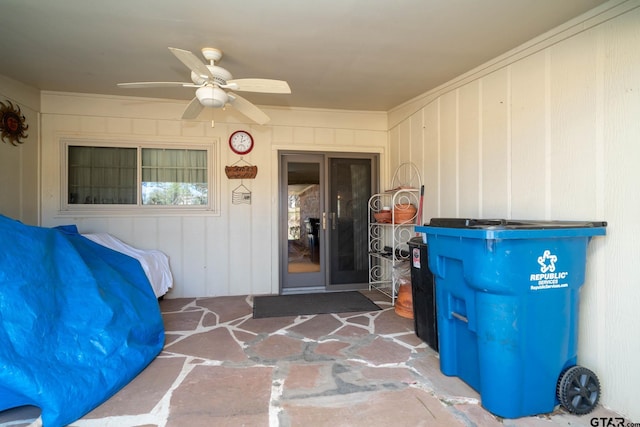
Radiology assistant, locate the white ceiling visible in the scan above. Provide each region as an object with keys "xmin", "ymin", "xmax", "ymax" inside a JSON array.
[{"xmin": 0, "ymin": 0, "xmax": 608, "ymax": 112}]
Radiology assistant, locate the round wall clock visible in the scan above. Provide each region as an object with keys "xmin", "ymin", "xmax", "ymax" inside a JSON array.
[{"xmin": 229, "ymin": 130, "xmax": 254, "ymax": 155}]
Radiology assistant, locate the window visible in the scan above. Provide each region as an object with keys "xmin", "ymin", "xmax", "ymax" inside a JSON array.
[
  {"xmin": 68, "ymin": 146, "xmax": 137, "ymax": 204},
  {"xmin": 141, "ymin": 148, "xmax": 208, "ymax": 206},
  {"xmin": 65, "ymin": 141, "xmax": 216, "ymax": 211}
]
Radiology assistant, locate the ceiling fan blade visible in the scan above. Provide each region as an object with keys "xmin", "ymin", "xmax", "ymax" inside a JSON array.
[
  {"xmin": 228, "ymin": 93, "xmax": 270, "ymax": 125},
  {"xmin": 117, "ymin": 82, "xmax": 199, "ymax": 89},
  {"xmin": 168, "ymin": 47, "xmax": 213, "ymax": 80},
  {"xmin": 182, "ymin": 97, "xmax": 205, "ymax": 120},
  {"xmin": 224, "ymin": 78, "xmax": 291, "ymax": 94}
]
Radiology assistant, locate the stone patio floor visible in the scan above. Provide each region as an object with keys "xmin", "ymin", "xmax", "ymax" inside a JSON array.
[{"xmin": 1, "ymin": 290, "xmax": 629, "ymax": 426}]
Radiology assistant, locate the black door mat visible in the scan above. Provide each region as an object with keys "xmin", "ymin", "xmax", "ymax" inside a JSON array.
[{"xmin": 252, "ymin": 291, "xmax": 381, "ymax": 319}]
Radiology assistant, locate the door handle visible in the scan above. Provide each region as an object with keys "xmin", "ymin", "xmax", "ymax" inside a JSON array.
[
  {"xmin": 322, "ymin": 212, "xmax": 327, "ymax": 230},
  {"xmin": 331, "ymin": 212, "xmax": 336, "ymax": 230}
]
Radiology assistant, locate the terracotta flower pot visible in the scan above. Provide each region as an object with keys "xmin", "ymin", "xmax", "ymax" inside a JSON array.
[
  {"xmin": 394, "ymin": 283, "xmax": 414, "ymax": 319},
  {"xmin": 373, "ymin": 211, "xmax": 392, "ymax": 223},
  {"xmin": 393, "ymin": 203, "xmax": 417, "ymax": 224}
]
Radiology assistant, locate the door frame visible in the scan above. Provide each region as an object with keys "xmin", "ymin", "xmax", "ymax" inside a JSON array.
[{"xmin": 278, "ymin": 150, "xmax": 379, "ymax": 295}]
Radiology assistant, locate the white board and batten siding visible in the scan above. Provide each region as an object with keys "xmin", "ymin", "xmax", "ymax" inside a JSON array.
[
  {"xmin": 387, "ymin": 1, "xmax": 640, "ymax": 422},
  {"xmin": 38, "ymin": 94, "xmax": 388, "ymax": 299}
]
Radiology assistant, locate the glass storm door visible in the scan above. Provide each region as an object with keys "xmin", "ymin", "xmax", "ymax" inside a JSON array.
[
  {"xmin": 281, "ymin": 154, "xmax": 325, "ymax": 291},
  {"xmin": 280, "ymin": 152, "xmax": 376, "ymax": 294},
  {"xmin": 327, "ymin": 157, "xmax": 371, "ymax": 288}
]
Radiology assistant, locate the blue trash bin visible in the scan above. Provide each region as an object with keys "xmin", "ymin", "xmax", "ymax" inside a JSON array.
[{"xmin": 415, "ymin": 219, "xmax": 606, "ymax": 418}]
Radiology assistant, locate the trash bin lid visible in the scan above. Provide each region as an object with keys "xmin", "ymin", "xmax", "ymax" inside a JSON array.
[
  {"xmin": 428, "ymin": 218, "xmax": 607, "ymax": 229},
  {"xmin": 409, "ymin": 236, "xmax": 426, "ymax": 246},
  {"xmin": 416, "ymin": 218, "xmax": 607, "ymax": 240}
]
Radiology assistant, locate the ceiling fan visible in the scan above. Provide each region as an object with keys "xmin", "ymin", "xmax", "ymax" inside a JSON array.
[{"xmin": 117, "ymin": 47, "xmax": 291, "ymax": 125}]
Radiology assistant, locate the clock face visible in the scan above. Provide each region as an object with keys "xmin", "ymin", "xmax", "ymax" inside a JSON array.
[{"xmin": 229, "ymin": 130, "xmax": 254, "ymax": 155}]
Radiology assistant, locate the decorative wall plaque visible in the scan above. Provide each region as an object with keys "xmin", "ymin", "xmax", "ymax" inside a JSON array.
[{"xmin": 0, "ymin": 100, "xmax": 29, "ymax": 146}]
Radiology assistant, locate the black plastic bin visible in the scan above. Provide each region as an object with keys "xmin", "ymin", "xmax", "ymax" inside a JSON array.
[{"xmin": 408, "ymin": 237, "xmax": 438, "ymax": 352}]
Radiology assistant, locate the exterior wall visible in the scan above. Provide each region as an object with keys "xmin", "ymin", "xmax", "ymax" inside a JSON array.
[
  {"xmin": 387, "ymin": 1, "xmax": 640, "ymax": 421},
  {"xmin": 0, "ymin": 75, "xmax": 40, "ymax": 225},
  {"xmin": 39, "ymin": 92, "xmax": 387, "ymax": 299}
]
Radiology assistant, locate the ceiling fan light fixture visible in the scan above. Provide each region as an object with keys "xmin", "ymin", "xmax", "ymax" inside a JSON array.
[
  {"xmin": 196, "ymin": 86, "xmax": 228, "ymax": 108},
  {"xmin": 118, "ymin": 46, "xmax": 289, "ymax": 124}
]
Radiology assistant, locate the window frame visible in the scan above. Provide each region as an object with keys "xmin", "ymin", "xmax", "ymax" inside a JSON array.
[{"xmin": 60, "ymin": 138, "xmax": 219, "ymax": 214}]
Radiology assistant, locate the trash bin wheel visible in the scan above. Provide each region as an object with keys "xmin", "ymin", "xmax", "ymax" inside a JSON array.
[{"xmin": 556, "ymin": 365, "xmax": 600, "ymax": 415}]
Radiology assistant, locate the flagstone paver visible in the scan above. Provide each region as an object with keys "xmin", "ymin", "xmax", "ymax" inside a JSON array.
[{"xmin": 3, "ymin": 290, "xmax": 629, "ymax": 427}]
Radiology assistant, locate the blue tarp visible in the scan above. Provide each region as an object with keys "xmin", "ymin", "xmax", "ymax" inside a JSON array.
[{"xmin": 0, "ymin": 215, "xmax": 165, "ymax": 426}]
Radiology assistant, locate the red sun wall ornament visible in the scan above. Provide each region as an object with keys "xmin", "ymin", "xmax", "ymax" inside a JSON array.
[{"xmin": 0, "ymin": 100, "xmax": 29, "ymax": 146}]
